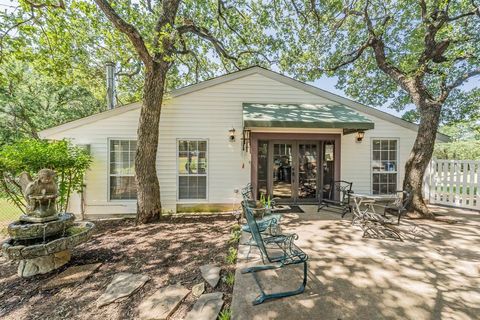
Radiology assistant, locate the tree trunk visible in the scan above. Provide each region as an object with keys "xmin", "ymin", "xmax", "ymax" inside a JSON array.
[
  {"xmin": 403, "ymin": 103, "xmax": 442, "ymax": 219},
  {"xmin": 135, "ymin": 63, "xmax": 167, "ymax": 223}
]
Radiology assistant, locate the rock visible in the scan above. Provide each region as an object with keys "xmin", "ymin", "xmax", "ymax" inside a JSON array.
[
  {"xmin": 97, "ymin": 273, "xmax": 150, "ymax": 307},
  {"xmin": 192, "ymin": 282, "xmax": 205, "ymax": 297},
  {"xmin": 137, "ymin": 284, "xmax": 189, "ymax": 320},
  {"xmin": 199, "ymin": 264, "xmax": 220, "ymax": 288},
  {"xmin": 43, "ymin": 263, "xmax": 102, "ymax": 290},
  {"xmin": 18, "ymin": 250, "xmax": 71, "ymax": 278},
  {"xmin": 185, "ymin": 292, "xmax": 224, "ymax": 320}
]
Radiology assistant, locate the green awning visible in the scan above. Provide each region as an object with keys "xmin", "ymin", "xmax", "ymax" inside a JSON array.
[{"xmin": 243, "ymin": 103, "xmax": 374, "ymax": 132}]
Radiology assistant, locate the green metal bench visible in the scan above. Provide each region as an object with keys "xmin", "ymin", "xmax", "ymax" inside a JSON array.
[{"xmin": 241, "ymin": 201, "xmax": 308, "ymax": 305}]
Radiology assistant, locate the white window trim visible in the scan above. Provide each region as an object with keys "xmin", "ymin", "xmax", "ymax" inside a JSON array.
[
  {"xmin": 107, "ymin": 137, "xmax": 137, "ymax": 202},
  {"xmin": 176, "ymin": 138, "xmax": 209, "ymax": 203},
  {"xmin": 370, "ymin": 137, "xmax": 400, "ymax": 195}
]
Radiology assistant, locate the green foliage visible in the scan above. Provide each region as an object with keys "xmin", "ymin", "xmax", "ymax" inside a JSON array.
[
  {"xmin": 0, "ymin": 0, "xmax": 277, "ymax": 146},
  {"xmin": 0, "ymin": 61, "xmax": 104, "ymax": 144},
  {"xmin": 229, "ymin": 224, "xmax": 242, "ymax": 244},
  {"xmin": 224, "ymin": 271, "xmax": 235, "ymax": 287},
  {"xmin": 0, "ymin": 139, "xmax": 92, "ymax": 212},
  {"xmin": 434, "ymin": 141, "xmax": 480, "ymax": 160},
  {"xmin": 218, "ymin": 309, "xmax": 232, "ymax": 320},
  {"xmin": 435, "ymin": 120, "xmax": 480, "ymax": 159},
  {"xmin": 265, "ymin": 0, "xmax": 480, "ymax": 125},
  {"xmin": 439, "ymin": 120, "xmax": 480, "ymax": 141},
  {"xmin": 259, "ymin": 193, "xmax": 271, "ymax": 208},
  {"xmin": 225, "ymin": 246, "xmax": 238, "ymax": 265}
]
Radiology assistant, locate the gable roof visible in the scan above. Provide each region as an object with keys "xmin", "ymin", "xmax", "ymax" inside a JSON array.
[{"xmin": 39, "ymin": 66, "xmax": 450, "ymax": 142}]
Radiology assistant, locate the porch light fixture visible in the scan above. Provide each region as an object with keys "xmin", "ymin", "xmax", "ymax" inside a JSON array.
[
  {"xmin": 356, "ymin": 131, "xmax": 365, "ymax": 143},
  {"xmin": 229, "ymin": 128, "xmax": 236, "ymax": 142}
]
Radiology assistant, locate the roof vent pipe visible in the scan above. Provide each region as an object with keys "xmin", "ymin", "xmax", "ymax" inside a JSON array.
[{"xmin": 106, "ymin": 62, "xmax": 116, "ymax": 109}]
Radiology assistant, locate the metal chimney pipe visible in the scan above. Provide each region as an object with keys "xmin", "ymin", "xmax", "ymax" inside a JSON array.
[{"xmin": 106, "ymin": 62, "xmax": 116, "ymax": 109}]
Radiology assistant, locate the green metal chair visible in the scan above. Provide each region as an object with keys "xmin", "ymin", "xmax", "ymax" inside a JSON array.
[
  {"xmin": 241, "ymin": 201, "xmax": 308, "ymax": 305},
  {"xmin": 240, "ymin": 183, "xmax": 281, "ymax": 235}
]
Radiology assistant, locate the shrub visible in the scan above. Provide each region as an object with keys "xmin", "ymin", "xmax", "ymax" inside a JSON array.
[{"xmin": 0, "ymin": 139, "xmax": 92, "ymax": 213}]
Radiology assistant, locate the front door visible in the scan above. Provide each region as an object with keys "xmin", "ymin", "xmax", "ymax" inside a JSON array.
[
  {"xmin": 269, "ymin": 141, "xmax": 320, "ymax": 203},
  {"xmin": 297, "ymin": 142, "xmax": 319, "ymax": 200},
  {"xmin": 272, "ymin": 143, "xmax": 294, "ymax": 199}
]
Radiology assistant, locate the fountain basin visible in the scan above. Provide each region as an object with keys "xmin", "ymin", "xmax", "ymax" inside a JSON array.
[
  {"xmin": 2, "ymin": 221, "xmax": 95, "ymax": 261},
  {"xmin": 8, "ymin": 212, "xmax": 75, "ymax": 240}
]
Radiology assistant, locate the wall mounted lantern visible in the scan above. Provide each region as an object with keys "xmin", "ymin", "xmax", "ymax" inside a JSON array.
[
  {"xmin": 229, "ymin": 128, "xmax": 236, "ymax": 142},
  {"xmin": 356, "ymin": 131, "xmax": 365, "ymax": 143}
]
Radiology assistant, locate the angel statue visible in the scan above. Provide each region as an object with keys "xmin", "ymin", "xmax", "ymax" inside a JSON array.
[{"xmin": 18, "ymin": 169, "xmax": 58, "ymax": 221}]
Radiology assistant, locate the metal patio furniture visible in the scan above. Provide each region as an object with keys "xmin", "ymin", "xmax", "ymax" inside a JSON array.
[
  {"xmin": 377, "ymin": 190, "xmax": 413, "ymax": 225},
  {"xmin": 318, "ymin": 180, "xmax": 353, "ymax": 217},
  {"xmin": 351, "ymin": 194, "xmax": 403, "ymax": 241},
  {"xmin": 241, "ymin": 201, "xmax": 308, "ymax": 305},
  {"xmin": 240, "ymin": 183, "xmax": 282, "ymax": 235}
]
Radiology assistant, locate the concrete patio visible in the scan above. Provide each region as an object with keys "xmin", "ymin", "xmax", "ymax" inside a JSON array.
[{"xmin": 231, "ymin": 205, "xmax": 480, "ymax": 320}]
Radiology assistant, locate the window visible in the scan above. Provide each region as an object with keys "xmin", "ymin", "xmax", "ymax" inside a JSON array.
[
  {"xmin": 372, "ymin": 139, "xmax": 398, "ymax": 194},
  {"xmin": 178, "ymin": 140, "xmax": 207, "ymax": 200},
  {"xmin": 109, "ymin": 139, "xmax": 137, "ymax": 200}
]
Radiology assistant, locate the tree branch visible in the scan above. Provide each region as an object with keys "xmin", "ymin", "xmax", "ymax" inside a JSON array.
[
  {"xmin": 23, "ymin": 0, "xmax": 65, "ymax": 10},
  {"xmin": 447, "ymin": 69, "xmax": 480, "ymax": 90},
  {"xmin": 177, "ymin": 24, "xmax": 239, "ymax": 69},
  {"xmin": 447, "ymin": 5, "xmax": 480, "ymax": 21},
  {"xmin": 320, "ymin": 39, "xmax": 372, "ymax": 72},
  {"xmin": 93, "ymin": 0, "xmax": 152, "ymax": 67},
  {"xmin": 151, "ymin": 0, "xmax": 182, "ymax": 56}
]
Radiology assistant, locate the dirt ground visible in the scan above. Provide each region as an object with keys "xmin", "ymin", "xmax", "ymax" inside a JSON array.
[{"xmin": 0, "ymin": 214, "xmax": 237, "ymax": 320}]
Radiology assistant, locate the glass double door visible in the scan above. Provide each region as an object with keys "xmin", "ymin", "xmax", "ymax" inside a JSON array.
[{"xmin": 271, "ymin": 141, "xmax": 319, "ymax": 202}]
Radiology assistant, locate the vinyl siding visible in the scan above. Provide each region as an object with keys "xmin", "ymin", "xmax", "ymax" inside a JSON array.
[{"xmin": 42, "ymin": 72, "xmax": 418, "ymax": 216}]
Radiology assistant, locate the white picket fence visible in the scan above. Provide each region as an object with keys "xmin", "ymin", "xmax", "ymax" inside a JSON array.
[{"xmin": 425, "ymin": 159, "xmax": 480, "ymax": 210}]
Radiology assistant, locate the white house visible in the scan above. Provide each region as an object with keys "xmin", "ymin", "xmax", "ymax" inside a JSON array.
[{"xmin": 39, "ymin": 67, "xmax": 448, "ymax": 217}]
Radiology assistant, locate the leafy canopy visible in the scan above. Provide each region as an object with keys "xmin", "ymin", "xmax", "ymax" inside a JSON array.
[{"xmin": 264, "ymin": 0, "xmax": 480, "ymax": 124}]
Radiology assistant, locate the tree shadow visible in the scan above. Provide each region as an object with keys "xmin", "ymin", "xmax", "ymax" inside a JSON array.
[
  {"xmin": 231, "ymin": 205, "xmax": 480, "ymax": 319},
  {"xmin": 0, "ymin": 214, "xmax": 236, "ymax": 320}
]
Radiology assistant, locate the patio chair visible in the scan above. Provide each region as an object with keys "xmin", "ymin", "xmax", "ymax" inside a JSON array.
[
  {"xmin": 378, "ymin": 190, "xmax": 413, "ymax": 225},
  {"xmin": 241, "ymin": 201, "xmax": 280, "ymax": 236},
  {"xmin": 240, "ymin": 183, "xmax": 282, "ymax": 235},
  {"xmin": 241, "ymin": 201, "xmax": 308, "ymax": 305},
  {"xmin": 318, "ymin": 180, "xmax": 353, "ymax": 217}
]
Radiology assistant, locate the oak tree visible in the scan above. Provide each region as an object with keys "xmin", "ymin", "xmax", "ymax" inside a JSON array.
[{"xmin": 268, "ymin": 0, "xmax": 480, "ymax": 218}]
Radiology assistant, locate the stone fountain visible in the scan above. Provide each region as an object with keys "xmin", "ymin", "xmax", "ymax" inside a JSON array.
[{"xmin": 2, "ymin": 169, "xmax": 95, "ymax": 277}]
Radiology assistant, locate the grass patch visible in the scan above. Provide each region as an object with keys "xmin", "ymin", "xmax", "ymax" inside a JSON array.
[
  {"xmin": 225, "ymin": 247, "xmax": 237, "ymax": 265},
  {"xmin": 228, "ymin": 224, "xmax": 242, "ymax": 244},
  {"xmin": 0, "ymin": 198, "xmax": 22, "ymax": 235},
  {"xmin": 0, "ymin": 198, "xmax": 22, "ymax": 223},
  {"xmin": 218, "ymin": 309, "xmax": 232, "ymax": 320},
  {"xmin": 224, "ymin": 271, "xmax": 235, "ymax": 287}
]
